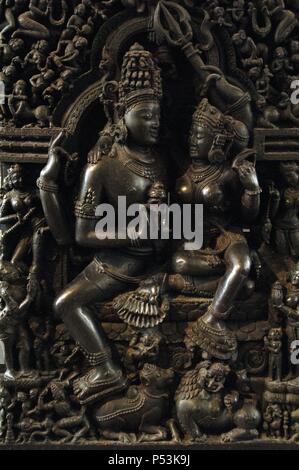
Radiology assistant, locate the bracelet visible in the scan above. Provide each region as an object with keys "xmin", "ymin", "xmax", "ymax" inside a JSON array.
[
  {"xmin": 244, "ymin": 188, "xmax": 262, "ymax": 196},
  {"xmin": 37, "ymin": 177, "xmax": 59, "ymax": 193},
  {"xmin": 128, "ymin": 226, "xmax": 142, "ymax": 249},
  {"xmin": 129, "ymin": 230, "xmax": 141, "ymax": 249}
]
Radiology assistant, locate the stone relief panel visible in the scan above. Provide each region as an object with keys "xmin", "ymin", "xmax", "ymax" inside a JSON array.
[{"xmin": 0, "ymin": 0, "xmax": 299, "ymax": 447}]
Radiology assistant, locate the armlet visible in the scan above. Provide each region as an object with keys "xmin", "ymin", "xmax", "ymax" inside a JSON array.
[
  {"xmin": 74, "ymin": 188, "xmax": 99, "ymax": 220},
  {"xmin": 37, "ymin": 177, "xmax": 59, "ymax": 193}
]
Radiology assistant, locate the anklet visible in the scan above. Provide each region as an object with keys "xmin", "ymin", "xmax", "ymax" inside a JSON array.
[{"xmin": 80, "ymin": 346, "xmax": 111, "ymax": 366}]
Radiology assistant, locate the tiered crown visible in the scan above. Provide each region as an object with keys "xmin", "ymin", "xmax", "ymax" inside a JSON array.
[
  {"xmin": 118, "ymin": 43, "xmax": 162, "ymax": 112},
  {"xmin": 192, "ymin": 98, "xmax": 226, "ymax": 133}
]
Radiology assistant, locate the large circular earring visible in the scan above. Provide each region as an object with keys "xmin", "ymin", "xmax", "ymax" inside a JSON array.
[{"xmin": 208, "ymin": 147, "xmax": 226, "ymax": 164}]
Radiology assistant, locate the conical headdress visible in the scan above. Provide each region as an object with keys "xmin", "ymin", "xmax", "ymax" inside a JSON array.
[{"xmin": 118, "ymin": 43, "xmax": 162, "ymax": 113}]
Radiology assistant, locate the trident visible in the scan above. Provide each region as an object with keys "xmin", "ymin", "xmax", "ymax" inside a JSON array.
[
  {"xmin": 153, "ymin": 1, "xmax": 250, "ymax": 123},
  {"xmin": 154, "ymin": 1, "xmax": 193, "ymax": 47},
  {"xmin": 153, "ymin": 0, "xmax": 211, "ymax": 73}
]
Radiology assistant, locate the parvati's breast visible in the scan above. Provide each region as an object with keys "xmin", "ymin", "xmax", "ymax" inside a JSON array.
[{"xmin": 195, "ymin": 182, "xmax": 230, "ymax": 213}]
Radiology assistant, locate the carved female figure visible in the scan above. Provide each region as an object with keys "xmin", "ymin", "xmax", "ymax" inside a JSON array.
[
  {"xmin": 48, "ymin": 34, "xmax": 88, "ymax": 77},
  {"xmin": 38, "ymin": 44, "xmax": 168, "ymax": 404},
  {"xmin": 263, "ymin": 162, "xmax": 299, "ymax": 259},
  {"xmin": 0, "ymin": 271, "xmax": 32, "ymax": 380},
  {"xmin": 66, "ymin": 4, "xmax": 87, "ymax": 34},
  {"xmin": 12, "ymin": 0, "xmax": 50, "ymax": 39},
  {"xmin": 24, "ymin": 39, "xmax": 49, "ymax": 71},
  {"xmin": 0, "ymin": 164, "xmax": 46, "ymax": 263},
  {"xmin": 272, "ymin": 265, "xmax": 299, "ymax": 380},
  {"xmin": 12, "ymin": 0, "xmax": 67, "ymax": 40},
  {"xmin": 264, "ymin": 327, "xmax": 283, "ymax": 381},
  {"xmin": 8, "ymin": 79, "xmax": 50, "ymax": 127},
  {"xmin": 0, "ymin": 37, "xmax": 24, "ymax": 67},
  {"xmin": 0, "ymin": 165, "xmax": 48, "ymax": 380},
  {"xmin": 169, "ymin": 99, "xmax": 261, "ymax": 359}
]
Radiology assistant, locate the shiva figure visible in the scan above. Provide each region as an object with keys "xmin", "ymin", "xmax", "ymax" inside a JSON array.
[
  {"xmin": 169, "ymin": 98, "xmax": 261, "ymax": 360},
  {"xmin": 38, "ymin": 44, "xmax": 168, "ymax": 404}
]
